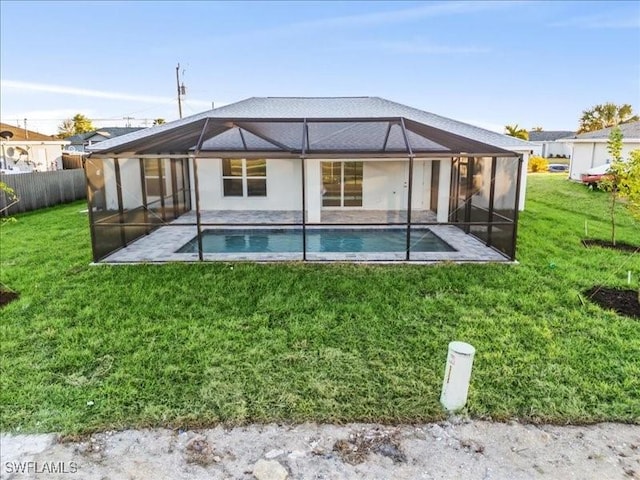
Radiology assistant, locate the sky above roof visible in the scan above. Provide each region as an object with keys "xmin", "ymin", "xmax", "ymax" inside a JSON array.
[{"xmin": 1, "ymin": 0, "xmax": 639, "ymax": 135}]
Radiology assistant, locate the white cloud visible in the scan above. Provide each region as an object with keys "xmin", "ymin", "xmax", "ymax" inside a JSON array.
[
  {"xmin": 293, "ymin": 1, "xmax": 507, "ymax": 30},
  {"xmin": 549, "ymin": 12, "xmax": 640, "ymax": 29},
  {"xmin": 1, "ymin": 80, "xmax": 213, "ymax": 107},
  {"xmin": 212, "ymin": 1, "xmax": 515, "ymax": 42},
  {"xmin": 350, "ymin": 39, "xmax": 489, "ymax": 55}
]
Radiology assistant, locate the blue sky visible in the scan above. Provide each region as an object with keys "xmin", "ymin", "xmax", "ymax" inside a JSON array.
[{"xmin": 1, "ymin": 0, "xmax": 639, "ymax": 135}]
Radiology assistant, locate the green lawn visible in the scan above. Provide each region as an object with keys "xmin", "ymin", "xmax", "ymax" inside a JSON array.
[{"xmin": 1, "ymin": 175, "xmax": 638, "ymax": 434}]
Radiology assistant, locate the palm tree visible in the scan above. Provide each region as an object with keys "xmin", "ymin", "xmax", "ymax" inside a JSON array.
[
  {"xmin": 578, "ymin": 103, "xmax": 639, "ymax": 133},
  {"xmin": 504, "ymin": 124, "xmax": 529, "ymax": 140}
]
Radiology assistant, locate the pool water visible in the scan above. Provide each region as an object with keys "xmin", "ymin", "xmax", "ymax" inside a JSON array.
[{"xmin": 176, "ymin": 228, "xmax": 455, "ymax": 253}]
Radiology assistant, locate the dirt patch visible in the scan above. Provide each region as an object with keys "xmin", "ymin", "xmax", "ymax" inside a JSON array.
[
  {"xmin": 583, "ymin": 238, "xmax": 639, "ymax": 253},
  {"xmin": 333, "ymin": 428, "xmax": 406, "ymax": 465},
  {"xmin": 585, "ymin": 286, "xmax": 640, "ymax": 319},
  {"xmin": 2, "ymin": 422, "xmax": 639, "ymax": 480},
  {"xmin": 0, "ymin": 289, "xmax": 19, "ymax": 308}
]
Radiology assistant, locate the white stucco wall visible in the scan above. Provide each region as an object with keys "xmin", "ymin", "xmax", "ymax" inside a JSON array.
[
  {"xmin": 542, "ymin": 141, "xmax": 571, "ymax": 158},
  {"xmin": 568, "ymin": 141, "xmax": 640, "ymax": 180},
  {"xmin": 513, "ymin": 150, "xmax": 528, "ymax": 211},
  {"xmin": 188, "ymin": 156, "xmax": 522, "ymax": 219},
  {"xmin": 102, "ymin": 158, "xmax": 143, "ymax": 210},
  {"xmin": 193, "ymin": 158, "xmax": 446, "ymax": 217},
  {"xmin": 196, "ymin": 158, "xmax": 303, "ymax": 210},
  {"xmin": 103, "ymin": 159, "xmax": 118, "ymax": 210},
  {"xmin": 119, "ymin": 158, "xmax": 144, "ymax": 209}
]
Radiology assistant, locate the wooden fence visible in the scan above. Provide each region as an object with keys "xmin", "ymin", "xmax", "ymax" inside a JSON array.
[
  {"xmin": 0, "ymin": 170, "xmax": 87, "ymax": 216},
  {"xmin": 62, "ymin": 153, "xmax": 85, "ymax": 170}
]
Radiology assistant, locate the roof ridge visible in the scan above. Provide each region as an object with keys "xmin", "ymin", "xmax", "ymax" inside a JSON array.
[{"xmin": 259, "ymin": 96, "xmax": 375, "ymax": 99}]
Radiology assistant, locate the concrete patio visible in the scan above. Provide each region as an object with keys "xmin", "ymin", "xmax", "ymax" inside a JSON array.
[{"xmin": 101, "ymin": 210, "xmax": 508, "ymax": 263}]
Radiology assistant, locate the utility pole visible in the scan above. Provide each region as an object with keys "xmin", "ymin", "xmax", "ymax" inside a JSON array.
[
  {"xmin": 176, "ymin": 63, "xmax": 186, "ymax": 119},
  {"xmin": 123, "ymin": 116, "xmax": 134, "ymax": 127}
]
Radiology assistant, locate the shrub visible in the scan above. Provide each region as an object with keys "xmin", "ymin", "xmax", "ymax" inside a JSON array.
[{"xmin": 528, "ymin": 156, "xmax": 549, "ymax": 173}]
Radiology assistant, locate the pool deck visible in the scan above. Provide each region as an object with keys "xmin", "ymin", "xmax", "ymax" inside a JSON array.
[{"xmin": 101, "ymin": 210, "xmax": 508, "ymax": 263}]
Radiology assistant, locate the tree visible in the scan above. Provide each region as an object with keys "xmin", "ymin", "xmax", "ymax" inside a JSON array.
[
  {"xmin": 578, "ymin": 103, "xmax": 639, "ymax": 134},
  {"xmin": 504, "ymin": 124, "xmax": 529, "ymax": 140},
  {"xmin": 0, "ymin": 181, "xmax": 19, "ymax": 225},
  {"xmin": 152, "ymin": 118, "xmax": 166, "ymax": 126},
  {"xmin": 599, "ymin": 127, "xmax": 634, "ymax": 246},
  {"xmin": 531, "ymin": 126, "xmax": 544, "ymax": 132},
  {"xmin": 625, "ymin": 150, "xmax": 640, "ymax": 220},
  {"xmin": 57, "ymin": 114, "xmax": 94, "ymax": 138}
]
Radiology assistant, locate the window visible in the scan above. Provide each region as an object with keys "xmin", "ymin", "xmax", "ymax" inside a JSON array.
[
  {"xmin": 322, "ymin": 161, "xmax": 362, "ymax": 207},
  {"xmin": 222, "ymin": 159, "xmax": 267, "ymax": 197},
  {"xmin": 144, "ymin": 159, "xmax": 164, "ymax": 197}
]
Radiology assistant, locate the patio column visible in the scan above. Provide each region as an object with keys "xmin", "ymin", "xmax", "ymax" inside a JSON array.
[
  {"xmin": 305, "ymin": 159, "xmax": 322, "ymax": 223},
  {"xmin": 437, "ymin": 159, "xmax": 452, "ymax": 223}
]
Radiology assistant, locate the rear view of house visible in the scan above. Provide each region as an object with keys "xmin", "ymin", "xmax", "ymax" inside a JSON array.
[{"xmin": 85, "ymin": 97, "xmax": 532, "ymax": 263}]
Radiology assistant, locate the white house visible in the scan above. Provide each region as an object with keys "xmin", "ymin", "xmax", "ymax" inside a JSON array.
[
  {"xmin": 527, "ymin": 130, "xmax": 574, "ymax": 158},
  {"xmin": 86, "ymin": 97, "xmax": 534, "ymax": 263},
  {"xmin": 559, "ymin": 121, "xmax": 640, "ymax": 181},
  {"xmin": 0, "ymin": 122, "xmax": 69, "ymax": 172}
]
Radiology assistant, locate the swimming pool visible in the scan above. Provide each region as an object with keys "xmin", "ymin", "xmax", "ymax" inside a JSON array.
[{"xmin": 176, "ymin": 228, "xmax": 455, "ymax": 253}]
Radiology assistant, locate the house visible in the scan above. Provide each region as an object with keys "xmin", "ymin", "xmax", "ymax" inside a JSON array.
[
  {"xmin": 559, "ymin": 121, "xmax": 640, "ymax": 181},
  {"xmin": 0, "ymin": 122, "xmax": 69, "ymax": 172},
  {"xmin": 85, "ymin": 97, "xmax": 534, "ymax": 263},
  {"xmin": 527, "ymin": 130, "xmax": 574, "ymax": 158},
  {"xmin": 64, "ymin": 127, "xmax": 145, "ymax": 154}
]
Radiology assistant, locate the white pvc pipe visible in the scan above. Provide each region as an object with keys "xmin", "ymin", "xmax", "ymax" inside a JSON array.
[{"xmin": 440, "ymin": 341, "xmax": 476, "ymax": 412}]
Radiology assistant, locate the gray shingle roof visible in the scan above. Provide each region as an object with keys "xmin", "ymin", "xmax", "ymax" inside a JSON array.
[
  {"xmin": 566, "ymin": 121, "xmax": 640, "ymax": 140},
  {"xmin": 89, "ymin": 97, "xmax": 534, "ymax": 154},
  {"xmin": 527, "ymin": 131, "xmax": 575, "ymax": 142}
]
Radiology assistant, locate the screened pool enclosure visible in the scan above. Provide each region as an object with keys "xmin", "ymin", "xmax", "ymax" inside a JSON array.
[{"xmin": 86, "ymin": 101, "xmax": 523, "ymax": 263}]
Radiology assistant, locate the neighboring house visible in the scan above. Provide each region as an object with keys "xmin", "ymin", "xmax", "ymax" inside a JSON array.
[
  {"xmin": 64, "ymin": 127, "xmax": 145, "ymax": 154},
  {"xmin": 0, "ymin": 122, "xmax": 69, "ymax": 172},
  {"xmin": 559, "ymin": 121, "xmax": 640, "ymax": 181},
  {"xmin": 527, "ymin": 130, "xmax": 574, "ymax": 158},
  {"xmin": 86, "ymin": 96, "xmax": 534, "ymax": 264}
]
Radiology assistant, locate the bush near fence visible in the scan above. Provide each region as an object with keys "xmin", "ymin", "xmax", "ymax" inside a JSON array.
[{"xmin": 0, "ymin": 170, "xmax": 86, "ymax": 216}]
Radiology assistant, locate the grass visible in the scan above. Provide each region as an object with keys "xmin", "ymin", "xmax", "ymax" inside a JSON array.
[{"xmin": 1, "ymin": 175, "xmax": 639, "ymax": 434}]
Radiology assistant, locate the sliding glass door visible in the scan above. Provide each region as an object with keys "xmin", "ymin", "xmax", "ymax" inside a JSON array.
[{"xmin": 321, "ymin": 161, "xmax": 363, "ymax": 207}]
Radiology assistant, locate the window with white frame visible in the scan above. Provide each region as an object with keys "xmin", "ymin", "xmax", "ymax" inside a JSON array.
[{"xmin": 222, "ymin": 159, "xmax": 267, "ymax": 197}]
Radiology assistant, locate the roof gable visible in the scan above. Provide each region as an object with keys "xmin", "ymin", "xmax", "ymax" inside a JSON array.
[{"xmin": 569, "ymin": 121, "xmax": 640, "ymax": 140}]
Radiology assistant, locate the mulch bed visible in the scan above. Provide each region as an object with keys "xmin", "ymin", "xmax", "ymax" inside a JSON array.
[
  {"xmin": 582, "ymin": 239, "xmax": 639, "ymax": 253},
  {"xmin": 584, "ymin": 286, "xmax": 640, "ymax": 319},
  {"xmin": 0, "ymin": 290, "xmax": 19, "ymax": 308}
]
